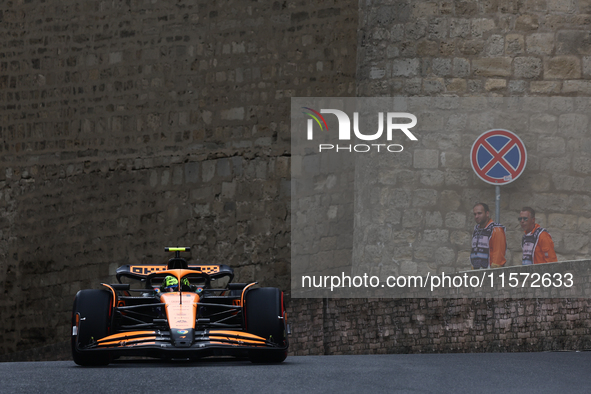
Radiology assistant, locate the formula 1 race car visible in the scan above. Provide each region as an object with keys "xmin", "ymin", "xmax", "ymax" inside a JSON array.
[{"xmin": 71, "ymin": 247, "xmax": 288, "ymax": 366}]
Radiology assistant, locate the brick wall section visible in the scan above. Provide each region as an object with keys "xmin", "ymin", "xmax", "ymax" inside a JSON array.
[
  {"xmin": 0, "ymin": 0, "xmax": 358, "ymax": 357},
  {"xmin": 288, "ymin": 299, "xmax": 591, "ymax": 355},
  {"xmin": 288, "ymin": 261, "xmax": 591, "ymax": 356},
  {"xmin": 288, "ymin": 297, "xmax": 591, "ymax": 355}
]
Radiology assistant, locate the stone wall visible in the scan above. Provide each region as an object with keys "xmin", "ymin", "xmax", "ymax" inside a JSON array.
[
  {"xmin": 354, "ymin": 0, "xmax": 591, "ymax": 274},
  {"xmin": 288, "ymin": 295, "xmax": 591, "ymax": 355},
  {"xmin": 358, "ymin": 0, "xmax": 591, "ymax": 96},
  {"xmin": 288, "ymin": 0, "xmax": 591, "ymax": 357},
  {"xmin": 288, "ymin": 260, "xmax": 591, "ymax": 355},
  {"xmin": 0, "ymin": 0, "xmax": 358, "ymax": 357}
]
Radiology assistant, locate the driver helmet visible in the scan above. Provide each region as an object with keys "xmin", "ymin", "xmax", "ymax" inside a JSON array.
[{"xmin": 161, "ymin": 275, "xmax": 179, "ymax": 292}]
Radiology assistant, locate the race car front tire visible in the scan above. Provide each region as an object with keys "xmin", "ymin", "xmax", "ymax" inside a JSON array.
[
  {"xmin": 71, "ymin": 289, "xmax": 112, "ymax": 366},
  {"xmin": 243, "ymin": 287, "xmax": 287, "ymax": 363}
]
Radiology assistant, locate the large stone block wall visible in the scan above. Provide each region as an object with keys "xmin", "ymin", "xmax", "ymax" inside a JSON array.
[
  {"xmin": 353, "ymin": 0, "xmax": 591, "ymax": 275},
  {"xmin": 0, "ymin": 0, "xmax": 358, "ymax": 357},
  {"xmin": 358, "ymin": 0, "xmax": 591, "ymax": 96},
  {"xmin": 288, "ymin": 0, "xmax": 591, "ymax": 359}
]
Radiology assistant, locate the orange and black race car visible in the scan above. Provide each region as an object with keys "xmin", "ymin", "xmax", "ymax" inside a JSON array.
[{"xmin": 71, "ymin": 247, "xmax": 288, "ymax": 366}]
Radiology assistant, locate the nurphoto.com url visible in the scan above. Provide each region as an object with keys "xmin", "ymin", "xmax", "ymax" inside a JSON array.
[{"xmin": 301, "ymin": 272, "xmax": 574, "ymax": 292}]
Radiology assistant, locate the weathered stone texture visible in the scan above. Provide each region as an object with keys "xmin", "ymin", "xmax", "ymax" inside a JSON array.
[
  {"xmin": 0, "ymin": 0, "xmax": 358, "ymax": 357},
  {"xmin": 361, "ymin": 0, "xmax": 591, "ymax": 96},
  {"xmin": 358, "ymin": 1, "xmax": 591, "ymax": 271},
  {"xmin": 287, "ymin": 289, "xmax": 591, "ymax": 355}
]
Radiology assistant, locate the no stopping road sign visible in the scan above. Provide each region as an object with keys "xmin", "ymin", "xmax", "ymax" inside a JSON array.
[{"xmin": 470, "ymin": 129, "xmax": 527, "ymax": 185}]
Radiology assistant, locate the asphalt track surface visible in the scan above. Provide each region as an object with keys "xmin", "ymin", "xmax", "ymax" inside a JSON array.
[{"xmin": 1, "ymin": 352, "xmax": 590, "ymax": 393}]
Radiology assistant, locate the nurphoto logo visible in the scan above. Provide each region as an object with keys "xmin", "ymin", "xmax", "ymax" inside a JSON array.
[{"xmin": 302, "ymin": 107, "xmax": 418, "ymax": 153}]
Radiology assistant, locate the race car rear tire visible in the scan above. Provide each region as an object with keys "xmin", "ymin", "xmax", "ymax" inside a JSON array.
[
  {"xmin": 243, "ymin": 287, "xmax": 287, "ymax": 363},
  {"xmin": 71, "ymin": 289, "xmax": 112, "ymax": 366}
]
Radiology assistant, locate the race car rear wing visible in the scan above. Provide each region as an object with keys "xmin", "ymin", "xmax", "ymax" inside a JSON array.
[
  {"xmin": 115, "ymin": 264, "xmax": 235, "ymax": 283},
  {"xmin": 115, "ymin": 247, "xmax": 235, "ymax": 286}
]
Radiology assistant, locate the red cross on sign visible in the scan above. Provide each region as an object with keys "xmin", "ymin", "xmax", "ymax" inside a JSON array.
[{"xmin": 470, "ymin": 129, "xmax": 527, "ymax": 185}]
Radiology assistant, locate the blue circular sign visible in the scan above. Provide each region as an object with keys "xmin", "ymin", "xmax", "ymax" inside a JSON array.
[{"xmin": 470, "ymin": 129, "xmax": 527, "ymax": 185}]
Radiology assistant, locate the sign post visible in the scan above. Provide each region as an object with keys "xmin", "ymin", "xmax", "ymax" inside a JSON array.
[
  {"xmin": 470, "ymin": 129, "xmax": 527, "ymax": 222},
  {"xmin": 495, "ymin": 185, "xmax": 500, "ymax": 223}
]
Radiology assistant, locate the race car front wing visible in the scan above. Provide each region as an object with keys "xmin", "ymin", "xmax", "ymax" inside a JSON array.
[{"xmin": 74, "ymin": 329, "xmax": 288, "ymax": 358}]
